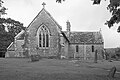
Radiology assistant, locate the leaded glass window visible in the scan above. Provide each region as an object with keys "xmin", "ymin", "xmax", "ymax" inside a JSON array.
[{"xmin": 38, "ymin": 25, "xmax": 49, "ymax": 48}]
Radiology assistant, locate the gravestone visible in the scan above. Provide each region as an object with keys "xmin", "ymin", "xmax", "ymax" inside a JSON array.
[
  {"xmin": 31, "ymin": 55, "xmax": 41, "ymax": 62},
  {"xmin": 108, "ymin": 53, "xmax": 112, "ymax": 62},
  {"xmin": 108, "ymin": 66, "xmax": 116, "ymax": 78},
  {"xmin": 94, "ymin": 50, "xmax": 97, "ymax": 63}
]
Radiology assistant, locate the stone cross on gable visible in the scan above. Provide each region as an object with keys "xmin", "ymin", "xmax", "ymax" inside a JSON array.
[{"xmin": 42, "ymin": 2, "xmax": 46, "ymax": 8}]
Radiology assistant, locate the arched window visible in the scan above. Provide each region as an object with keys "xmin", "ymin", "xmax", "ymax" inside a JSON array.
[{"xmin": 38, "ymin": 25, "xmax": 49, "ymax": 48}]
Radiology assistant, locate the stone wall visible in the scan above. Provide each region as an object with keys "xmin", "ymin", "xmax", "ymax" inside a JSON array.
[
  {"xmin": 60, "ymin": 36, "xmax": 69, "ymax": 58},
  {"xmin": 68, "ymin": 44, "xmax": 104, "ymax": 60},
  {"xmin": 15, "ymin": 40, "xmax": 24, "ymax": 54},
  {"xmin": 27, "ymin": 9, "xmax": 61, "ymax": 57},
  {"xmin": 6, "ymin": 40, "xmax": 25, "ymax": 58},
  {"xmin": 28, "ymin": 31, "xmax": 60, "ymax": 57}
]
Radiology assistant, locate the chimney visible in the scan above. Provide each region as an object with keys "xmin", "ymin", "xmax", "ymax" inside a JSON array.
[
  {"xmin": 66, "ymin": 20, "xmax": 71, "ymax": 32},
  {"xmin": 66, "ymin": 20, "xmax": 71, "ymax": 38}
]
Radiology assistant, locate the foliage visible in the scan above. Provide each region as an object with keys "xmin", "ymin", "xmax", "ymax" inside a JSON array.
[
  {"xmin": 115, "ymin": 48, "xmax": 120, "ymax": 58},
  {"xmin": 56, "ymin": 0, "xmax": 65, "ymax": 3},
  {"xmin": 0, "ymin": 0, "xmax": 7, "ymax": 16},
  {"xmin": 93, "ymin": 0, "xmax": 120, "ymax": 32},
  {"xmin": 92, "ymin": 0, "xmax": 102, "ymax": 4},
  {"xmin": 0, "ymin": 18, "xmax": 25, "ymax": 51},
  {"xmin": 106, "ymin": 0, "xmax": 120, "ymax": 32},
  {"xmin": 0, "ymin": 32, "xmax": 13, "ymax": 50},
  {"xmin": 56, "ymin": 0, "xmax": 120, "ymax": 32},
  {"xmin": 0, "ymin": 0, "xmax": 25, "ymax": 52},
  {"xmin": 0, "ymin": 18, "xmax": 24, "ymax": 36}
]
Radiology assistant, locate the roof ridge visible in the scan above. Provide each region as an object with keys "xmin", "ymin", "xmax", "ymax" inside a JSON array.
[
  {"xmin": 27, "ymin": 8, "xmax": 62, "ymax": 30},
  {"xmin": 43, "ymin": 8, "xmax": 62, "ymax": 30},
  {"xmin": 27, "ymin": 8, "xmax": 44, "ymax": 28}
]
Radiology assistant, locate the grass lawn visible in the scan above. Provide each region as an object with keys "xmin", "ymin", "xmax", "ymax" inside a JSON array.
[{"xmin": 0, "ymin": 58, "xmax": 120, "ymax": 80}]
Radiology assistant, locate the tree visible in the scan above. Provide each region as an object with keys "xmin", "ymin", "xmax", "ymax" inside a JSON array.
[
  {"xmin": 0, "ymin": 18, "xmax": 24, "ymax": 39},
  {"xmin": 0, "ymin": 0, "xmax": 25, "ymax": 56},
  {"xmin": 0, "ymin": 0, "xmax": 7, "ymax": 17},
  {"xmin": 4, "ymin": 18, "xmax": 24, "ymax": 37},
  {"xmin": 101, "ymin": 0, "xmax": 120, "ymax": 32},
  {"xmin": 56, "ymin": 0, "xmax": 120, "ymax": 32},
  {"xmin": 0, "ymin": 18, "xmax": 25, "ymax": 54},
  {"xmin": 56, "ymin": 0, "xmax": 65, "ymax": 3}
]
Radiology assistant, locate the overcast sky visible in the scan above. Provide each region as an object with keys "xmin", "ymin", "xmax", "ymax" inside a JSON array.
[{"xmin": 3, "ymin": 0, "xmax": 120, "ymax": 48}]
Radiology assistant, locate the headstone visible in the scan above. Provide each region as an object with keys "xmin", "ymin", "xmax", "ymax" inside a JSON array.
[
  {"xmin": 102, "ymin": 49, "xmax": 105, "ymax": 59},
  {"xmin": 31, "ymin": 55, "xmax": 40, "ymax": 62},
  {"xmin": 94, "ymin": 50, "xmax": 97, "ymax": 63},
  {"xmin": 61, "ymin": 55, "xmax": 66, "ymax": 59},
  {"xmin": 108, "ymin": 53, "xmax": 112, "ymax": 62},
  {"xmin": 108, "ymin": 66, "xmax": 116, "ymax": 78}
]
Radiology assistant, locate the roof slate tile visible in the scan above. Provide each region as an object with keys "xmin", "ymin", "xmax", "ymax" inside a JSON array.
[{"xmin": 63, "ymin": 31, "xmax": 103, "ymax": 44}]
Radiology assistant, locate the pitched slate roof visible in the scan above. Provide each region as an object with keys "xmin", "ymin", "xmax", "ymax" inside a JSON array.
[{"xmin": 63, "ymin": 31, "xmax": 103, "ymax": 44}]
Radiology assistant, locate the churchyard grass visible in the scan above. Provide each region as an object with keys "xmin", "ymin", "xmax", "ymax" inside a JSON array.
[{"xmin": 0, "ymin": 58, "xmax": 120, "ymax": 80}]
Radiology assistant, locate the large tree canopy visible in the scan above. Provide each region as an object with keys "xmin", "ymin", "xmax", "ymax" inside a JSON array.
[
  {"xmin": 92, "ymin": 0, "xmax": 120, "ymax": 32},
  {"xmin": 0, "ymin": 18, "xmax": 25, "ymax": 50},
  {"xmin": 56, "ymin": 0, "xmax": 120, "ymax": 32},
  {"xmin": 0, "ymin": 18, "xmax": 24, "ymax": 37},
  {"xmin": 0, "ymin": 0, "xmax": 25, "ymax": 52}
]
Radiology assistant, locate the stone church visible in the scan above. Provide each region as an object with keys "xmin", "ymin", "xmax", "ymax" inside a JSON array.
[{"xmin": 5, "ymin": 3, "xmax": 104, "ymax": 60}]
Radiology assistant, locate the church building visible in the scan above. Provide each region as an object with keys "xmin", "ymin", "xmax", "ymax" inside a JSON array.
[{"xmin": 5, "ymin": 2, "xmax": 104, "ymax": 60}]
